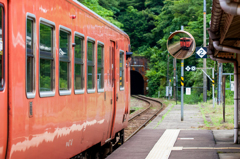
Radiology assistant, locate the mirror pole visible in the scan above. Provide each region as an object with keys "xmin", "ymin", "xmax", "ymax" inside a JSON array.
[
  {"xmin": 181, "ymin": 25, "xmax": 184, "ymax": 121},
  {"xmin": 181, "ymin": 59, "xmax": 184, "ymax": 121}
]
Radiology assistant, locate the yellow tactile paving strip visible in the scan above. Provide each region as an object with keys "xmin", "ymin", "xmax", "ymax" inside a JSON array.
[
  {"xmin": 145, "ymin": 129, "xmax": 180, "ymax": 159},
  {"xmin": 145, "ymin": 129, "xmax": 240, "ymax": 159}
]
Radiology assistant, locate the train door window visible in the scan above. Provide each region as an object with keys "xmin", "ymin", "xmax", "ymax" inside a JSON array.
[
  {"xmin": 119, "ymin": 50, "xmax": 124, "ymax": 90},
  {"xmin": 87, "ymin": 37, "xmax": 95, "ymax": 93},
  {"xmin": 74, "ymin": 32, "xmax": 84, "ymax": 94},
  {"xmin": 26, "ymin": 14, "xmax": 36, "ymax": 98},
  {"xmin": 97, "ymin": 42, "xmax": 104, "ymax": 92},
  {"xmin": 59, "ymin": 26, "xmax": 71, "ymax": 95},
  {"xmin": 39, "ymin": 18, "xmax": 55, "ymax": 97},
  {"xmin": 0, "ymin": 7, "xmax": 3, "ymax": 90}
]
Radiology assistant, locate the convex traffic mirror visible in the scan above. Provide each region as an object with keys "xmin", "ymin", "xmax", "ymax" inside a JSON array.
[{"xmin": 167, "ymin": 31, "xmax": 196, "ymax": 59}]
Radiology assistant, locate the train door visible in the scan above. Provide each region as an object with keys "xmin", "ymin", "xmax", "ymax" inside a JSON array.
[
  {"xmin": 109, "ymin": 41, "xmax": 116, "ymax": 138},
  {"xmin": 0, "ymin": 1, "xmax": 8, "ymax": 159}
]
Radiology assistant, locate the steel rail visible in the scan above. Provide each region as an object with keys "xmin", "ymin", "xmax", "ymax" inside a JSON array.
[
  {"xmin": 125, "ymin": 96, "xmax": 163, "ymax": 142},
  {"xmin": 172, "ymin": 48, "xmax": 182, "ymax": 56},
  {"xmin": 128, "ymin": 95, "xmax": 151, "ymax": 121}
]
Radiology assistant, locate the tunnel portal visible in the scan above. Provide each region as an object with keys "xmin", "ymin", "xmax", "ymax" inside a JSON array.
[{"xmin": 130, "ymin": 70, "xmax": 144, "ymax": 95}]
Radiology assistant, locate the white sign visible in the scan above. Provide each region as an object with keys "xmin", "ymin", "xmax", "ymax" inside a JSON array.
[
  {"xmin": 191, "ymin": 66, "xmax": 196, "ymax": 71},
  {"xmin": 196, "ymin": 47, "xmax": 207, "ymax": 58},
  {"xmin": 185, "ymin": 66, "xmax": 191, "ymax": 71},
  {"xmin": 185, "ymin": 66, "xmax": 196, "ymax": 72},
  {"xmin": 231, "ymin": 81, "xmax": 234, "ymax": 91},
  {"xmin": 166, "ymin": 86, "xmax": 172, "ymax": 96},
  {"xmin": 166, "ymin": 86, "xmax": 169, "ymax": 96},
  {"xmin": 186, "ymin": 87, "xmax": 191, "ymax": 95}
]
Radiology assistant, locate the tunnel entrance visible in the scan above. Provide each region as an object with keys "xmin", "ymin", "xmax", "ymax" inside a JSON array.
[{"xmin": 130, "ymin": 70, "xmax": 144, "ymax": 95}]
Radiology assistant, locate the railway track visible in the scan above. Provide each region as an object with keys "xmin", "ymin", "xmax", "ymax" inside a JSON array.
[
  {"xmin": 124, "ymin": 95, "xmax": 163, "ymax": 142},
  {"xmin": 173, "ymin": 49, "xmax": 188, "ymax": 58}
]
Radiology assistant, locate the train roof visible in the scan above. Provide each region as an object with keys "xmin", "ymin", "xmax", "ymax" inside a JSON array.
[{"xmin": 72, "ymin": 0, "xmax": 129, "ymax": 38}]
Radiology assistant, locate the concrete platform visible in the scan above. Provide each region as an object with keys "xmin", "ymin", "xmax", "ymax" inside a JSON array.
[{"xmin": 107, "ymin": 104, "xmax": 240, "ymax": 159}]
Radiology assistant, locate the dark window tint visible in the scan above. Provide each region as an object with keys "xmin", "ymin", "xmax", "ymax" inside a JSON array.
[
  {"xmin": 59, "ymin": 61, "xmax": 68, "ymax": 90},
  {"xmin": 87, "ymin": 41, "xmax": 93, "ymax": 62},
  {"xmin": 40, "ymin": 58, "xmax": 52, "ymax": 91},
  {"xmin": 74, "ymin": 36, "xmax": 84, "ymax": 90},
  {"xmin": 97, "ymin": 45, "xmax": 104, "ymax": 89},
  {"xmin": 75, "ymin": 36, "xmax": 83, "ymax": 59},
  {"xmin": 40, "ymin": 24, "xmax": 52, "ymax": 54},
  {"xmin": 75, "ymin": 64, "xmax": 82, "ymax": 90},
  {"xmin": 87, "ymin": 41, "xmax": 94, "ymax": 89},
  {"xmin": 87, "ymin": 66, "xmax": 93, "ymax": 89},
  {"xmin": 40, "ymin": 24, "xmax": 53, "ymax": 92},
  {"xmin": 27, "ymin": 19, "xmax": 34, "ymax": 93},
  {"xmin": 0, "ymin": 7, "xmax": 3, "ymax": 89},
  {"xmin": 59, "ymin": 30, "xmax": 70, "ymax": 91}
]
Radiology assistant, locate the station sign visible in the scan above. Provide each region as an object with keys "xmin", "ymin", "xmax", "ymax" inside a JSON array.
[{"xmin": 195, "ymin": 47, "xmax": 207, "ymax": 58}]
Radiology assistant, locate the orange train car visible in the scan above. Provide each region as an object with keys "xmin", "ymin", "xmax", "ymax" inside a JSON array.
[
  {"xmin": 0, "ymin": 0, "xmax": 131, "ymax": 158},
  {"xmin": 180, "ymin": 37, "xmax": 192, "ymax": 50}
]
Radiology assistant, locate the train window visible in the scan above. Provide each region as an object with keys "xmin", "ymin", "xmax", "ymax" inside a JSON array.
[
  {"xmin": 87, "ymin": 37, "xmax": 95, "ymax": 93},
  {"xmin": 0, "ymin": 7, "xmax": 3, "ymax": 90},
  {"xmin": 59, "ymin": 27, "xmax": 71, "ymax": 95},
  {"xmin": 39, "ymin": 18, "xmax": 55, "ymax": 97},
  {"xmin": 119, "ymin": 51, "xmax": 124, "ymax": 90},
  {"xmin": 97, "ymin": 42, "xmax": 104, "ymax": 92},
  {"xmin": 26, "ymin": 14, "xmax": 36, "ymax": 98},
  {"xmin": 74, "ymin": 33, "xmax": 84, "ymax": 94}
]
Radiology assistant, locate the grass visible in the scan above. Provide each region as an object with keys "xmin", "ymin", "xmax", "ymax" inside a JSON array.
[
  {"xmin": 198, "ymin": 100, "xmax": 234, "ymax": 130},
  {"xmin": 130, "ymin": 106, "xmax": 144, "ymax": 114},
  {"xmin": 154, "ymin": 103, "xmax": 175, "ymax": 129},
  {"xmin": 160, "ymin": 99, "xmax": 176, "ymax": 107}
]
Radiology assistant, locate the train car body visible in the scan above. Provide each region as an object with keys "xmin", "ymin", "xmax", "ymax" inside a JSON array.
[
  {"xmin": 180, "ymin": 37, "xmax": 192, "ymax": 50},
  {"xmin": 0, "ymin": 0, "xmax": 130, "ymax": 158},
  {"xmin": 180, "ymin": 38, "xmax": 185, "ymax": 48}
]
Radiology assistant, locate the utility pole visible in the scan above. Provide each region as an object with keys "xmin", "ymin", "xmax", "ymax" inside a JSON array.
[
  {"xmin": 218, "ymin": 63, "xmax": 223, "ymax": 105},
  {"xmin": 173, "ymin": 58, "xmax": 177, "ymax": 102},
  {"xmin": 222, "ymin": 75, "xmax": 226, "ymax": 122},
  {"xmin": 167, "ymin": 54, "xmax": 169, "ymax": 99},
  {"xmin": 203, "ymin": 0, "xmax": 207, "ymax": 102},
  {"xmin": 212, "ymin": 68, "xmax": 215, "ymax": 108}
]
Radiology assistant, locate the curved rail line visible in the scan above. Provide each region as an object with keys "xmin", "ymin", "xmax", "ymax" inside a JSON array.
[{"xmin": 125, "ymin": 95, "xmax": 163, "ymax": 142}]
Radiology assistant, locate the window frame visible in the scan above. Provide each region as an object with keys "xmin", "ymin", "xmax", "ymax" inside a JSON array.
[
  {"xmin": 74, "ymin": 32, "xmax": 85, "ymax": 94},
  {"xmin": 26, "ymin": 13, "xmax": 36, "ymax": 98},
  {"xmin": 39, "ymin": 18, "xmax": 56, "ymax": 98},
  {"xmin": 58, "ymin": 25, "xmax": 72, "ymax": 96},
  {"xmin": 97, "ymin": 41, "xmax": 104, "ymax": 93},
  {"xmin": 119, "ymin": 50, "xmax": 125, "ymax": 91},
  {"xmin": 87, "ymin": 37, "xmax": 95, "ymax": 94}
]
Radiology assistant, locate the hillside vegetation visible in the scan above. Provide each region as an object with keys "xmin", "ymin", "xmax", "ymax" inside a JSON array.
[{"xmin": 79, "ymin": 0, "xmax": 234, "ymax": 103}]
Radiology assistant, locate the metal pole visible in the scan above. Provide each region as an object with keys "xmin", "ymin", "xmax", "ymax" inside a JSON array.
[
  {"xmin": 181, "ymin": 59, "xmax": 184, "ymax": 121},
  {"xmin": 167, "ymin": 54, "xmax": 169, "ymax": 99},
  {"xmin": 181, "ymin": 25, "xmax": 184, "ymax": 121},
  {"xmin": 174, "ymin": 58, "xmax": 176, "ymax": 100},
  {"xmin": 175, "ymin": 59, "xmax": 177, "ymax": 105},
  {"xmin": 222, "ymin": 75, "xmax": 226, "ymax": 122},
  {"xmin": 212, "ymin": 68, "xmax": 215, "ymax": 108},
  {"xmin": 203, "ymin": 0, "xmax": 207, "ymax": 102},
  {"xmin": 218, "ymin": 63, "xmax": 222, "ymax": 105}
]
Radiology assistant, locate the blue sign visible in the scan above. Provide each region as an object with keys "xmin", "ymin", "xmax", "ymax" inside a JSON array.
[{"xmin": 195, "ymin": 47, "xmax": 207, "ymax": 58}]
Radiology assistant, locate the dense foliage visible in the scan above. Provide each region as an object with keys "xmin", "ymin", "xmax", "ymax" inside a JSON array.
[{"xmin": 79, "ymin": 0, "xmax": 234, "ymax": 103}]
